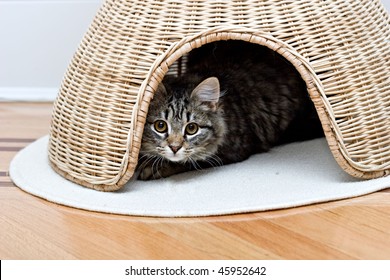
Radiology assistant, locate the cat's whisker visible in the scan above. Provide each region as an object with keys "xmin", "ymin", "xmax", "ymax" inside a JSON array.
[
  {"xmin": 137, "ymin": 155, "xmax": 155, "ymax": 171},
  {"xmin": 196, "ymin": 148, "xmax": 223, "ymax": 167},
  {"xmin": 138, "ymin": 154, "xmax": 148, "ymax": 161},
  {"xmin": 205, "ymin": 157, "xmax": 221, "ymax": 168},
  {"xmin": 137, "ymin": 154, "xmax": 152, "ymax": 167},
  {"xmin": 200, "ymin": 151, "xmax": 223, "ymax": 168},
  {"xmin": 151, "ymin": 157, "xmax": 164, "ymax": 179},
  {"xmin": 188, "ymin": 157, "xmax": 202, "ymax": 171},
  {"xmin": 212, "ymin": 155, "xmax": 223, "ymax": 167}
]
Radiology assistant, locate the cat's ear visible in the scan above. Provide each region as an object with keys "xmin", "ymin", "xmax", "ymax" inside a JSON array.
[
  {"xmin": 191, "ymin": 77, "xmax": 220, "ymax": 111},
  {"xmin": 152, "ymin": 82, "xmax": 169, "ymax": 105},
  {"xmin": 156, "ymin": 82, "xmax": 168, "ymax": 97}
]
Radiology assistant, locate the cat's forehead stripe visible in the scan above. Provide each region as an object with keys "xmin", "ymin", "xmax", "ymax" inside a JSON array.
[
  {"xmin": 165, "ymin": 98, "xmax": 190, "ymax": 121},
  {"xmin": 168, "ymin": 104, "xmax": 175, "ymax": 119},
  {"xmin": 163, "ymin": 109, "xmax": 169, "ymax": 120}
]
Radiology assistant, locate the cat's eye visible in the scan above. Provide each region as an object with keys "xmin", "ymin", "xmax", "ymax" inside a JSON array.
[
  {"xmin": 154, "ymin": 120, "xmax": 168, "ymax": 133},
  {"xmin": 185, "ymin": 123, "xmax": 199, "ymax": 135}
]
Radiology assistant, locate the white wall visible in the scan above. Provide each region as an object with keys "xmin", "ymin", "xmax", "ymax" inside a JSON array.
[
  {"xmin": 383, "ymin": 0, "xmax": 390, "ymax": 10},
  {"xmin": 0, "ymin": 0, "xmax": 103, "ymax": 100},
  {"xmin": 0, "ymin": 0, "xmax": 389, "ymax": 101}
]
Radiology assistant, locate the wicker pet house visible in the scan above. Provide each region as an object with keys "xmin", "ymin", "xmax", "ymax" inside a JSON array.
[{"xmin": 49, "ymin": 0, "xmax": 390, "ymax": 191}]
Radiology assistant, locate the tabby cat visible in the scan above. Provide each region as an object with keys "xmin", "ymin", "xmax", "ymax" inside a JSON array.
[{"xmin": 137, "ymin": 41, "xmax": 323, "ymax": 180}]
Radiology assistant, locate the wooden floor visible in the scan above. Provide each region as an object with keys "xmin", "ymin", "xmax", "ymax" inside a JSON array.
[{"xmin": 1, "ymin": 102, "xmax": 390, "ymax": 259}]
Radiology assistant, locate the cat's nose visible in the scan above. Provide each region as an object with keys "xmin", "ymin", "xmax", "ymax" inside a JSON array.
[{"xmin": 169, "ymin": 144, "xmax": 182, "ymax": 154}]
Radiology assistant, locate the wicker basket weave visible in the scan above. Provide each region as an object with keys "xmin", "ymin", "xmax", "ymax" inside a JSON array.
[{"xmin": 48, "ymin": 0, "xmax": 390, "ymax": 191}]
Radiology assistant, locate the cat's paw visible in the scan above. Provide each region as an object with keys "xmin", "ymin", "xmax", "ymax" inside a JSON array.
[
  {"xmin": 137, "ymin": 162, "xmax": 190, "ymax": 180},
  {"xmin": 137, "ymin": 165, "xmax": 162, "ymax": 180}
]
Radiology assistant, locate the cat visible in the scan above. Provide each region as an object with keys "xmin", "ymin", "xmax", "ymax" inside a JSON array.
[{"xmin": 137, "ymin": 40, "xmax": 324, "ymax": 180}]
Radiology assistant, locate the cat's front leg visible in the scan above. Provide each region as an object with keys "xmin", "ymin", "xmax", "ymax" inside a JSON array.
[
  {"xmin": 137, "ymin": 160, "xmax": 191, "ymax": 180},
  {"xmin": 137, "ymin": 164, "xmax": 154, "ymax": 180}
]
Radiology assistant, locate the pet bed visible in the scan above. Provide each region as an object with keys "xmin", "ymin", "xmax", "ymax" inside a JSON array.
[{"xmin": 36, "ymin": 0, "xmax": 390, "ymax": 191}]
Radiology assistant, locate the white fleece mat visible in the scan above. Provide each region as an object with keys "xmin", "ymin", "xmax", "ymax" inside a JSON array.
[{"xmin": 9, "ymin": 135, "xmax": 390, "ymax": 217}]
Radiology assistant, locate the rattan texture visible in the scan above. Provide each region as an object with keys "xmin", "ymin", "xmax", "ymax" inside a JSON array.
[{"xmin": 48, "ymin": 0, "xmax": 390, "ymax": 191}]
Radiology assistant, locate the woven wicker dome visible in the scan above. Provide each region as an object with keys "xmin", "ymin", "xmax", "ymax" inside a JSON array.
[{"xmin": 48, "ymin": 0, "xmax": 390, "ymax": 191}]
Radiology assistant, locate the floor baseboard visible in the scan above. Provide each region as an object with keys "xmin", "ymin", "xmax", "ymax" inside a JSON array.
[{"xmin": 0, "ymin": 87, "xmax": 58, "ymax": 102}]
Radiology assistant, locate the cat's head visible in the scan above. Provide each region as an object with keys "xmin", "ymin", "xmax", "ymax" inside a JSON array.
[{"xmin": 140, "ymin": 77, "xmax": 226, "ymax": 163}]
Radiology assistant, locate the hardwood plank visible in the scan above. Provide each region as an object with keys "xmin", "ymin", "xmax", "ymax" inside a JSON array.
[
  {"xmin": 0, "ymin": 138, "xmax": 37, "ymax": 143},
  {"xmin": 0, "ymin": 147, "xmax": 24, "ymax": 152},
  {"xmin": 265, "ymin": 200, "xmax": 390, "ymax": 259},
  {"xmin": 0, "ymin": 102, "xmax": 51, "ymax": 139},
  {"xmin": 0, "ymin": 102, "xmax": 47, "ymax": 187},
  {"xmin": 0, "ymin": 188, "xmax": 276, "ymax": 259},
  {"xmin": 2, "ymin": 187, "xmax": 390, "ymax": 259}
]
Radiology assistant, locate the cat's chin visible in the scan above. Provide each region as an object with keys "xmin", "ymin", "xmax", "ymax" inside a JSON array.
[{"xmin": 164, "ymin": 155, "xmax": 186, "ymax": 162}]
